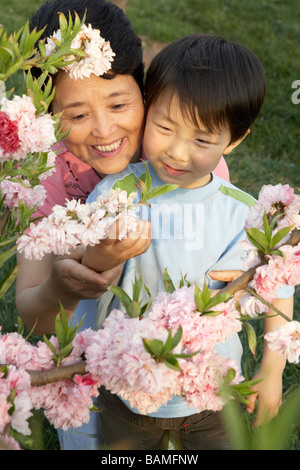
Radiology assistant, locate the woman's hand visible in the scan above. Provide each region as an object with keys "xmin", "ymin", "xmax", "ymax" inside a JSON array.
[{"xmin": 53, "ymin": 245, "xmax": 123, "ymax": 300}]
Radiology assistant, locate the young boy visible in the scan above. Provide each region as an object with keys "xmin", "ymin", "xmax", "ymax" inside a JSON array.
[{"xmin": 83, "ymin": 34, "xmax": 294, "ymax": 450}]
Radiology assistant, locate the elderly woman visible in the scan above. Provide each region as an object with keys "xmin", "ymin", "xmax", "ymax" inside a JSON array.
[
  {"xmin": 14, "ymin": 0, "xmax": 231, "ymax": 449},
  {"xmin": 16, "ymin": 0, "xmax": 230, "ymax": 338}
]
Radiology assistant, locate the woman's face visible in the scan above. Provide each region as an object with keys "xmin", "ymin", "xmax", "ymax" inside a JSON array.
[{"xmin": 52, "ymin": 72, "xmax": 145, "ymax": 177}]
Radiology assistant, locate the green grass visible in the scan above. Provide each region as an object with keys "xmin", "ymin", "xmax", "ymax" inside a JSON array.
[{"xmin": 1, "ymin": 0, "xmax": 299, "ymax": 450}]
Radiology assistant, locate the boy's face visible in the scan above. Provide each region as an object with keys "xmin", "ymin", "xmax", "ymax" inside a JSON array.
[{"xmin": 143, "ymin": 96, "xmax": 242, "ymax": 189}]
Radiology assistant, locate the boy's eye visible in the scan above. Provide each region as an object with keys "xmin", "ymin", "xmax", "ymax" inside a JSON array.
[{"xmin": 156, "ymin": 123, "xmax": 171, "ymax": 131}]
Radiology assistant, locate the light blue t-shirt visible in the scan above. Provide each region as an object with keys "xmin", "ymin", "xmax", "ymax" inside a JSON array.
[{"xmin": 85, "ymin": 161, "xmax": 293, "ymax": 418}]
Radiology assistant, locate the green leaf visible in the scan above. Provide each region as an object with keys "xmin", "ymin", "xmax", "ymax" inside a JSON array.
[
  {"xmin": 55, "ymin": 312, "xmax": 66, "ymax": 350},
  {"xmin": 246, "ymin": 228, "xmax": 269, "ymax": 252},
  {"xmin": 262, "ymin": 210, "xmax": 271, "ymax": 241},
  {"xmin": 243, "ymin": 321, "xmax": 257, "ymax": 356},
  {"xmin": 108, "ymin": 285, "xmax": 133, "ymax": 313},
  {"xmin": 270, "ymin": 225, "xmax": 293, "ymax": 249},
  {"xmin": 163, "ymin": 356, "xmax": 181, "ymax": 371},
  {"xmin": 43, "ymin": 335, "xmax": 58, "ymax": 358},
  {"xmin": 127, "ymin": 301, "xmax": 141, "ymax": 318},
  {"xmin": 163, "ymin": 268, "xmax": 175, "ymax": 293},
  {"xmin": 132, "ymin": 272, "xmax": 143, "ymax": 303},
  {"xmin": 143, "ymin": 184, "xmax": 178, "ymax": 202},
  {"xmin": 112, "ymin": 172, "xmax": 146, "ymax": 195},
  {"xmin": 162, "ymin": 328, "xmax": 175, "ymax": 355},
  {"xmin": 194, "ymin": 284, "xmax": 205, "ymax": 312},
  {"xmin": 0, "ymin": 263, "xmax": 19, "ymax": 298},
  {"xmin": 205, "ymin": 291, "xmax": 232, "ymax": 310},
  {"xmin": 143, "ymin": 338, "xmax": 164, "ymax": 357},
  {"xmin": 171, "ymin": 325, "xmax": 183, "ymax": 350}
]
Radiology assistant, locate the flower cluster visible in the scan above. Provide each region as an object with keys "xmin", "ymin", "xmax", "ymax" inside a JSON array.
[
  {"xmin": 45, "ymin": 23, "xmax": 115, "ymax": 80},
  {"xmin": 265, "ymin": 320, "xmax": 300, "ymax": 364},
  {"xmin": 85, "ymin": 286, "xmax": 244, "ymax": 415},
  {"xmin": 0, "ymin": 327, "xmax": 100, "ymax": 444},
  {"xmin": 0, "ymin": 94, "xmax": 57, "ymax": 211},
  {"xmin": 17, "ymin": 188, "xmax": 137, "ymax": 260},
  {"xmin": 0, "ymin": 95, "xmax": 56, "ymax": 162},
  {"xmin": 245, "ymin": 183, "xmax": 300, "ymax": 234},
  {"xmin": 241, "ymin": 183, "xmax": 300, "ymax": 303}
]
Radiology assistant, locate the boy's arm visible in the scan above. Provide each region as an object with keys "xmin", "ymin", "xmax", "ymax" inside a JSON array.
[
  {"xmin": 246, "ymin": 295, "xmax": 294, "ymax": 426},
  {"xmin": 81, "ymin": 220, "xmax": 151, "ymax": 272},
  {"xmin": 210, "ymin": 270, "xmax": 294, "ymax": 425}
]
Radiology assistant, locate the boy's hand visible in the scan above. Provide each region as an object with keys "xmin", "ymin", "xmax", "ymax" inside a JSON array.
[
  {"xmin": 81, "ymin": 220, "xmax": 151, "ymax": 272},
  {"xmin": 209, "ymin": 269, "xmax": 245, "ymax": 301},
  {"xmin": 245, "ymin": 367, "xmax": 283, "ymax": 427}
]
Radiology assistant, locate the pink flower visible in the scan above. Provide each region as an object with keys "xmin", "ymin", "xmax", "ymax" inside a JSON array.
[
  {"xmin": 239, "ymin": 292, "xmax": 269, "ymax": 318},
  {"xmin": 265, "ymin": 320, "xmax": 300, "ymax": 364},
  {"xmin": 148, "ymin": 286, "xmax": 242, "ymax": 353},
  {"xmin": 250, "ymin": 243, "xmax": 300, "ymax": 303},
  {"xmin": 245, "ymin": 183, "xmax": 300, "ymax": 234},
  {"xmin": 0, "ymin": 178, "xmax": 47, "ymax": 210},
  {"xmin": 0, "ymin": 111, "xmax": 20, "ymax": 157},
  {"xmin": 17, "ymin": 188, "xmax": 138, "ymax": 260},
  {"xmin": 0, "ymin": 434, "xmax": 22, "ymax": 450},
  {"xmin": 0, "ymin": 95, "xmax": 56, "ymax": 160}
]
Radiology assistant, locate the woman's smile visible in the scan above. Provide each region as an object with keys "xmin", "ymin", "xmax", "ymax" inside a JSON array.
[{"xmin": 91, "ymin": 137, "xmax": 125, "ymax": 158}]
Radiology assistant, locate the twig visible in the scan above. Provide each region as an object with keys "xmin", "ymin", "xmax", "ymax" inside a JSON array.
[{"xmin": 2, "ymin": 230, "xmax": 299, "ymax": 387}]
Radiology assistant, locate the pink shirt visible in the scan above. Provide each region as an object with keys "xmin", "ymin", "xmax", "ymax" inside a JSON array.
[{"xmin": 35, "ymin": 143, "xmax": 230, "ymax": 218}]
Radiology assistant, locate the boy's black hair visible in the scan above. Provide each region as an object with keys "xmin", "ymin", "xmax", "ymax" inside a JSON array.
[
  {"xmin": 29, "ymin": 0, "xmax": 144, "ymax": 93},
  {"xmin": 145, "ymin": 34, "xmax": 266, "ymax": 143}
]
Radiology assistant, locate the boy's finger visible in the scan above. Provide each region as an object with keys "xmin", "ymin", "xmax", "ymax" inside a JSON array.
[{"xmin": 209, "ymin": 270, "xmax": 245, "ymax": 282}]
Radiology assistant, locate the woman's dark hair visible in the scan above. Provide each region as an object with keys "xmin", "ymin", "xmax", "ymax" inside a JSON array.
[
  {"xmin": 30, "ymin": 0, "xmax": 144, "ymax": 93},
  {"xmin": 145, "ymin": 34, "xmax": 266, "ymax": 143}
]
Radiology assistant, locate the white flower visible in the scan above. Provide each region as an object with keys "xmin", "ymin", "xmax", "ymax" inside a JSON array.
[{"xmin": 45, "ymin": 23, "xmax": 115, "ymax": 80}]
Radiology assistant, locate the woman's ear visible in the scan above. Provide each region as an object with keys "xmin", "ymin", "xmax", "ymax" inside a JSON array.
[{"xmin": 223, "ymin": 129, "xmax": 250, "ymax": 155}]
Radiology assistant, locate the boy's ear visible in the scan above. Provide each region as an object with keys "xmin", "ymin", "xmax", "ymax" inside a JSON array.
[{"xmin": 223, "ymin": 129, "xmax": 250, "ymax": 155}]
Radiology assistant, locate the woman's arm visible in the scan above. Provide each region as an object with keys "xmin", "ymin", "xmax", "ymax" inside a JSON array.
[
  {"xmin": 15, "ymin": 220, "xmax": 151, "ymax": 334},
  {"xmin": 15, "ymin": 249, "xmax": 121, "ymax": 334}
]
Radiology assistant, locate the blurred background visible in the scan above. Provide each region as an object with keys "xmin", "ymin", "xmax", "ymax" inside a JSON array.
[{"xmin": 0, "ymin": 0, "xmax": 299, "ymax": 449}]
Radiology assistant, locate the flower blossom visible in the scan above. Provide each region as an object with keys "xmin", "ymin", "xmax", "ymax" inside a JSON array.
[
  {"xmin": 0, "ymin": 95, "xmax": 56, "ymax": 161},
  {"xmin": 45, "ymin": 23, "xmax": 115, "ymax": 80},
  {"xmin": 265, "ymin": 320, "xmax": 300, "ymax": 364},
  {"xmin": 0, "ymin": 111, "xmax": 20, "ymax": 158},
  {"xmin": 148, "ymin": 286, "xmax": 242, "ymax": 353},
  {"xmin": 249, "ymin": 243, "xmax": 300, "ymax": 303},
  {"xmin": 245, "ymin": 183, "xmax": 300, "ymax": 235},
  {"xmin": 17, "ymin": 188, "xmax": 138, "ymax": 260},
  {"xmin": 0, "ymin": 178, "xmax": 47, "ymax": 210},
  {"xmin": 239, "ymin": 292, "xmax": 269, "ymax": 318},
  {"xmin": 0, "ymin": 365, "xmax": 32, "ymax": 436}
]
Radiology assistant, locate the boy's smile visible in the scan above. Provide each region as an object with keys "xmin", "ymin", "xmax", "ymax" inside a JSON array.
[{"xmin": 143, "ymin": 96, "xmax": 243, "ymax": 189}]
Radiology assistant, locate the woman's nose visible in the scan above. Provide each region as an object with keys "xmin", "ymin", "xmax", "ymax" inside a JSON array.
[{"xmin": 91, "ymin": 115, "xmax": 118, "ymax": 139}]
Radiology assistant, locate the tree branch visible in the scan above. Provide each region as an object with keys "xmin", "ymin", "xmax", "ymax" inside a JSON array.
[{"xmin": 2, "ymin": 230, "xmax": 299, "ymax": 387}]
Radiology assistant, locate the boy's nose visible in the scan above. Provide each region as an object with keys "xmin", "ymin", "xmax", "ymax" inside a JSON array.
[{"xmin": 166, "ymin": 138, "xmax": 188, "ymax": 162}]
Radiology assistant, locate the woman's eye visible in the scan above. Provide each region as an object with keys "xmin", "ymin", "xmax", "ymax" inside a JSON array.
[
  {"xmin": 111, "ymin": 103, "xmax": 126, "ymax": 111},
  {"xmin": 72, "ymin": 113, "xmax": 86, "ymax": 121}
]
